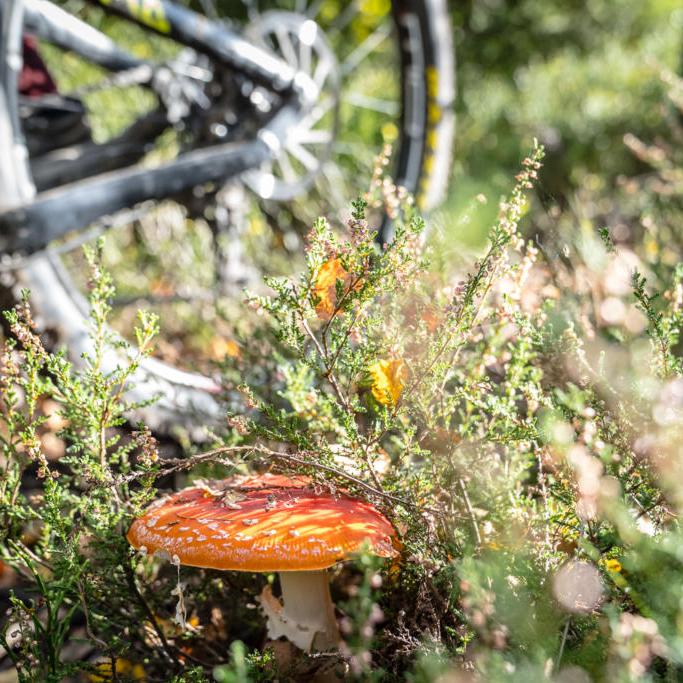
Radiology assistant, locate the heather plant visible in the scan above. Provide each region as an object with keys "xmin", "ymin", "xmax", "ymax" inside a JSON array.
[
  {"xmin": 214, "ymin": 142, "xmax": 683, "ymax": 681},
  {"xmin": 3, "ymin": 144, "xmax": 683, "ymax": 683}
]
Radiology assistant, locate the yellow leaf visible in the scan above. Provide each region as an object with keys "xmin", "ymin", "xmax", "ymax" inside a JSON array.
[
  {"xmin": 312, "ymin": 258, "xmax": 358, "ymax": 321},
  {"xmin": 89, "ymin": 659, "xmax": 145, "ymax": 682},
  {"xmin": 369, "ymin": 358, "xmax": 407, "ymax": 406}
]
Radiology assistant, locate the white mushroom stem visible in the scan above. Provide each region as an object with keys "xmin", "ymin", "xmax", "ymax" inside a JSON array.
[{"xmin": 259, "ymin": 569, "xmax": 340, "ymax": 652}]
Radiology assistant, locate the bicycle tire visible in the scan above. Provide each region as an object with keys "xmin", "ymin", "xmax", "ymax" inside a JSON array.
[{"xmin": 0, "ymin": 0, "xmax": 454, "ymax": 433}]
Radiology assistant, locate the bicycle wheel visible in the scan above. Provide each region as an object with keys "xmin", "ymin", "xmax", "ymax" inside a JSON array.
[{"xmin": 0, "ymin": 0, "xmax": 454, "ymax": 431}]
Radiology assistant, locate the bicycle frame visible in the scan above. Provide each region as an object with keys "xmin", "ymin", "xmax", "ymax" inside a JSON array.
[{"xmin": 0, "ymin": 0, "xmax": 318, "ymax": 255}]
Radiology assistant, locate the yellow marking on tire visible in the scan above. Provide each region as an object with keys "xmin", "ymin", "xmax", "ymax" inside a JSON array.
[
  {"xmin": 418, "ymin": 67, "xmax": 443, "ymax": 208},
  {"xmin": 126, "ymin": 0, "xmax": 171, "ymax": 33}
]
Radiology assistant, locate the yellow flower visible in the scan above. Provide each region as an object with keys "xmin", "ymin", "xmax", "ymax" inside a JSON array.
[
  {"xmin": 369, "ymin": 358, "xmax": 407, "ymax": 406},
  {"xmin": 312, "ymin": 258, "xmax": 358, "ymax": 321},
  {"xmin": 605, "ymin": 559, "xmax": 622, "ymax": 573}
]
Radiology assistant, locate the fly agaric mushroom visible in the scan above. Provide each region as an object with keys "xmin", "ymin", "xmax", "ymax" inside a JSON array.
[{"xmin": 127, "ymin": 473, "xmax": 398, "ymax": 652}]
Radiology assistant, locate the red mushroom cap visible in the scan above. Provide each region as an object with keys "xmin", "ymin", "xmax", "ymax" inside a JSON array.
[{"xmin": 127, "ymin": 474, "xmax": 398, "ymax": 572}]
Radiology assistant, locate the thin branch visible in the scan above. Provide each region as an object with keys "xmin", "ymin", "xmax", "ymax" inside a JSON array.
[
  {"xmin": 111, "ymin": 443, "xmax": 452, "ymax": 516},
  {"xmin": 301, "ymin": 315, "xmax": 327, "ymax": 361},
  {"xmin": 360, "ymin": 443, "xmax": 384, "ymax": 491},
  {"xmin": 77, "ymin": 580, "xmax": 108, "ymax": 650},
  {"xmin": 123, "ymin": 560, "xmax": 176, "ymax": 667},
  {"xmin": 300, "ymin": 315, "xmax": 351, "ymax": 411},
  {"xmin": 556, "ymin": 618, "xmax": 570, "ymax": 672},
  {"xmin": 327, "ymin": 306, "xmax": 363, "ymax": 374}
]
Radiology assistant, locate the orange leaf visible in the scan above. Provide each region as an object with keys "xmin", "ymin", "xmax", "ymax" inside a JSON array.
[
  {"xmin": 208, "ymin": 337, "xmax": 241, "ymax": 361},
  {"xmin": 312, "ymin": 258, "xmax": 358, "ymax": 321}
]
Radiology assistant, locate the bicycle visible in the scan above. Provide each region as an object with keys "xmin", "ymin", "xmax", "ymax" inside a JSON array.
[{"xmin": 0, "ymin": 0, "xmax": 455, "ymax": 432}]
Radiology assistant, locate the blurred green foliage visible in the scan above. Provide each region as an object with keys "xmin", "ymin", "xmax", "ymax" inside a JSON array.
[{"xmin": 443, "ymin": 0, "xmax": 683, "ymax": 245}]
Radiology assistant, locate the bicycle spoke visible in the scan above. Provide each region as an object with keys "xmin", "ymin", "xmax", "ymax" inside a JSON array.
[
  {"xmin": 330, "ymin": 1, "xmax": 360, "ymax": 34},
  {"xmin": 298, "ymin": 95, "xmax": 335, "ymax": 129},
  {"xmin": 275, "ymin": 25, "xmax": 298, "ymax": 67},
  {"xmin": 341, "ymin": 24, "xmax": 391, "ymax": 76},
  {"xmin": 198, "ymin": 0, "xmax": 218, "ymax": 20},
  {"xmin": 318, "ymin": 161, "xmax": 350, "ymax": 213},
  {"xmin": 295, "ymin": 128, "xmax": 332, "ymax": 145},
  {"xmin": 287, "ymin": 140, "xmax": 318, "ymax": 172},
  {"xmin": 299, "ymin": 19, "xmax": 318, "ymax": 74},
  {"xmin": 276, "ymin": 152, "xmax": 297, "ymax": 184},
  {"xmin": 343, "ymin": 92, "xmax": 399, "ymax": 115},
  {"xmin": 239, "ymin": 0, "xmax": 259, "ymax": 21},
  {"xmin": 313, "ymin": 58, "xmax": 331, "ymax": 89},
  {"xmin": 299, "ymin": 35, "xmax": 312, "ymax": 75},
  {"xmin": 305, "ymin": 0, "xmax": 324, "ymax": 20}
]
